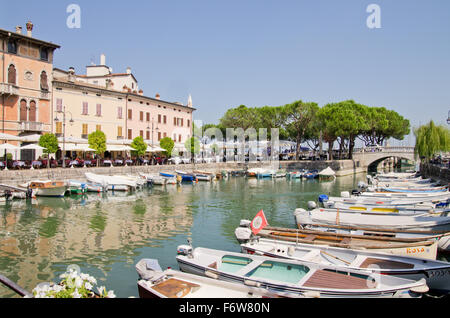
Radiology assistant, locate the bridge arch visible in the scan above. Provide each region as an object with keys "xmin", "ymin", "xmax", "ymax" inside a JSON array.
[{"xmin": 352, "ymin": 147, "xmax": 416, "ymax": 172}]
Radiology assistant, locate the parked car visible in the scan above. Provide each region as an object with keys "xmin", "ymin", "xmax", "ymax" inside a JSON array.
[{"xmin": 365, "ymin": 143, "xmax": 383, "ymax": 152}]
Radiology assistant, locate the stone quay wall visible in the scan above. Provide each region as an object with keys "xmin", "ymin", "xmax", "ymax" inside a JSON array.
[{"xmin": 0, "ymin": 160, "xmax": 365, "ymax": 185}]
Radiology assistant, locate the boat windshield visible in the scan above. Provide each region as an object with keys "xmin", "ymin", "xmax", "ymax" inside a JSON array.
[{"xmin": 245, "ymin": 261, "xmax": 310, "ymax": 284}]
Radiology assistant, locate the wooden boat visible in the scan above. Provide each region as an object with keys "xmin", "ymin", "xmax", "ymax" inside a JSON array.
[
  {"xmin": 21, "ymin": 180, "xmax": 68, "ymax": 198},
  {"xmin": 135, "ymin": 259, "xmax": 302, "ymax": 298},
  {"xmin": 176, "ymin": 246, "xmax": 428, "ymax": 298},
  {"xmin": 68, "ymin": 180, "xmax": 88, "ymax": 195},
  {"xmin": 235, "ymin": 223, "xmax": 439, "ymax": 260},
  {"xmin": 288, "ymin": 171, "xmax": 304, "ymax": 179},
  {"xmin": 294, "ymin": 208, "xmax": 450, "ymax": 233},
  {"xmin": 304, "ymin": 170, "xmax": 319, "ymax": 180},
  {"xmin": 239, "ymin": 237, "xmax": 450, "ymax": 293}
]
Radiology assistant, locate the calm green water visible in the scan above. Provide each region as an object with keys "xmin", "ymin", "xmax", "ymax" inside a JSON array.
[{"xmin": 0, "ymin": 172, "xmax": 445, "ymax": 298}]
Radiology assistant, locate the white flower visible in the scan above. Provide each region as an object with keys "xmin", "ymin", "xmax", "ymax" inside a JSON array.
[
  {"xmin": 72, "ymin": 288, "xmax": 82, "ymax": 298},
  {"xmin": 75, "ymin": 277, "xmax": 83, "ymax": 289},
  {"xmin": 107, "ymin": 290, "xmax": 116, "ymax": 298},
  {"xmin": 84, "ymin": 282, "xmax": 93, "ymax": 290}
]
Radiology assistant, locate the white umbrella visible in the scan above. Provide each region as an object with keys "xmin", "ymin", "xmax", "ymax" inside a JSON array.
[
  {"xmin": 20, "ymin": 144, "xmax": 46, "ymax": 150},
  {"xmin": 0, "ymin": 143, "xmax": 20, "ymax": 150},
  {"xmin": 0, "ymin": 133, "xmax": 23, "ymax": 142},
  {"xmin": 147, "ymin": 146, "xmax": 165, "ymax": 152}
]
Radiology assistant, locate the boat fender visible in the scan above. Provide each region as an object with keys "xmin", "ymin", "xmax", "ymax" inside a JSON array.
[
  {"xmin": 410, "ymin": 281, "xmax": 429, "ymax": 294},
  {"xmin": 323, "ymin": 201, "xmax": 335, "ymax": 209},
  {"xmin": 340, "ymin": 191, "xmax": 350, "ymax": 198},
  {"xmin": 293, "ymin": 209, "xmax": 312, "ymax": 226},
  {"xmin": 287, "ymin": 246, "xmax": 295, "ymax": 256},
  {"xmin": 205, "ymin": 271, "xmax": 219, "ymax": 280},
  {"xmin": 307, "ymin": 201, "xmax": 317, "ymax": 210},
  {"xmin": 235, "ymin": 227, "xmax": 253, "ymax": 243},
  {"xmin": 177, "ymin": 245, "xmax": 193, "ymax": 257},
  {"xmin": 303, "ymin": 291, "xmax": 321, "ymax": 298},
  {"xmin": 244, "ymin": 280, "xmax": 261, "ymax": 288}
]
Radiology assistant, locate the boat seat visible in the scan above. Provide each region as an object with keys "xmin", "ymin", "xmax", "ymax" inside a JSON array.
[
  {"xmin": 152, "ymin": 278, "xmax": 200, "ymax": 298},
  {"xmin": 209, "ymin": 262, "xmax": 217, "ymax": 269}
]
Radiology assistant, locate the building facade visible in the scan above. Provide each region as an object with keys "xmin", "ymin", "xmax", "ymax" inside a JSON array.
[
  {"xmin": 52, "ymin": 54, "xmax": 195, "ymax": 155},
  {"xmin": 0, "ymin": 22, "xmax": 60, "ymax": 144}
]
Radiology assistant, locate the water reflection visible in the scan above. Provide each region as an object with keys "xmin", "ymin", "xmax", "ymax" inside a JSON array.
[{"xmin": 0, "ymin": 174, "xmax": 367, "ymax": 298}]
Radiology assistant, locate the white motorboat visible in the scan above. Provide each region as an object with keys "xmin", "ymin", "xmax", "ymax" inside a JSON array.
[
  {"xmin": 135, "ymin": 258, "xmax": 303, "ymax": 298},
  {"xmin": 176, "ymin": 246, "xmax": 428, "ymax": 298},
  {"xmin": 240, "ymin": 237, "xmax": 450, "ymax": 293},
  {"xmin": 20, "ymin": 180, "xmax": 68, "ymax": 198},
  {"xmin": 85, "ymin": 173, "xmax": 136, "ymax": 191}
]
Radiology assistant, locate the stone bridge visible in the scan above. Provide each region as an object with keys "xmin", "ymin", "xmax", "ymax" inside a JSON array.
[{"xmin": 352, "ymin": 146, "xmax": 416, "ymax": 171}]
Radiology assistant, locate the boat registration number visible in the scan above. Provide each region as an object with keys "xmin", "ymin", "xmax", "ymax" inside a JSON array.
[{"xmin": 406, "ymin": 247, "xmax": 426, "ymax": 255}]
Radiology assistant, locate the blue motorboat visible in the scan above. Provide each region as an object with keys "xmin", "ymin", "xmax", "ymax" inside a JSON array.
[
  {"xmin": 160, "ymin": 172, "xmax": 176, "ymax": 178},
  {"xmin": 304, "ymin": 170, "xmax": 319, "ymax": 179},
  {"xmin": 175, "ymin": 170, "xmax": 197, "ymax": 182}
]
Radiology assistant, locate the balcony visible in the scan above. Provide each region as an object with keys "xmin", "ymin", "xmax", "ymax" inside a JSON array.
[
  {"xmin": 0, "ymin": 83, "xmax": 19, "ymax": 96},
  {"xmin": 20, "ymin": 121, "xmax": 44, "ymax": 132}
]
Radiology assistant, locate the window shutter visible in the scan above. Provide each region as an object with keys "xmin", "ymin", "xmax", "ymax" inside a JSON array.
[{"xmin": 56, "ymin": 99, "xmax": 63, "ymax": 112}]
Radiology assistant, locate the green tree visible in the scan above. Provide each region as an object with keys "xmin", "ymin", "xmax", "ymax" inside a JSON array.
[
  {"xmin": 160, "ymin": 137, "xmax": 175, "ymax": 157},
  {"xmin": 39, "ymin": 133, "xmax": 59, "ymax": 169},
  {"xmin": 88, "ymin": 130, "xmax": 106, "ymax": 167},
  {"xmin": 283, "ymin": 100, "xmax": 319, "ymax": 160},
  {"xmin": 131, "ymin": 136, "xmax": 147, "ymax": 158},
  {"xmin": 414, "ymin": 121, "xmax": 450, "ymax": 160}
]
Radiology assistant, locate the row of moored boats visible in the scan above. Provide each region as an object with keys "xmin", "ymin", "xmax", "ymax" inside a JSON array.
[{"xmin": 135, "ymin": 171, "xmax": 450, "ymax": 298}]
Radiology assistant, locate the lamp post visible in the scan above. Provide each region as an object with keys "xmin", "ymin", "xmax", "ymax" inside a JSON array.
[
  {"xmin": 150, "ymin": 118, "xmax": 159, "ymax": 147},
  {"xmin": 54, "ymin": 105, "xmax": 74, "ymax": 168}
]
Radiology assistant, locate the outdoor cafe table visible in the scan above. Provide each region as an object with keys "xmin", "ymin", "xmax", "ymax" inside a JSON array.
[
  {"xmin": 125, "ymin": 160, "xmax": 133, "ymax": 165},
  {"xmin": 13, "ymin": 161, "xmax": 25, "ymax": 169},
  {"xmin": 31, "ymin": 161, "xmax": 42, "ymax": 168},
  {"xmin": 103, "ymin": 160, "xmax": 112, "ymax": 166},
  {"xmin": 84, "ymin": 160, "xmax": 92, "ymax": 166},
  {"xmin": 114, "ymin": 160, "xmax": 123, "ymax": 165}
]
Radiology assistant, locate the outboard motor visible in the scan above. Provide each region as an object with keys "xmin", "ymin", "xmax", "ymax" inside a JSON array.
[
  {"xmin": 358, "ymin": 181, "xmax": 368, "ymax": 190},
  {"xmin": 135, "ymin": 258, "xmax": 163, "ymax": 280},
  {"xmin": 293, "ymin": 208, "xmax": 312, "ymax": 228},
  {"xmin": 235, "ymin": 227, "xmax": 253, "ymax": 244},
  {"xmin": 323, "ymin": 201, "xmax": 335, "ymax": 208},
  {"xmin": 351, "ymin": 189, "xmax": 361, "ymax": 196},
  {"xmin": 307, "ymin": 201, "xmax": 317, "ymax": 210},
  {"xmin": 177, "ymin": 245, "xmax": 193, "ymax": 258},
  {"xmin": 341, "ymin": 191, "xmax": 350, "ymax": 198}
]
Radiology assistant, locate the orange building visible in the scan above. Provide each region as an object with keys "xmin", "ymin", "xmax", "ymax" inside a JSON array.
[{"xmin": 0, "ymin": 22, "xmax": 60, "ymax": 149}]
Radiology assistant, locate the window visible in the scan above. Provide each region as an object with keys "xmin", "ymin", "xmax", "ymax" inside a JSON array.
[
  {"xmin": 140, "ymin": 111, "xmax": 144, "ymax": 121},
  {"xmin": 82, "ymin": 124, "xmax": 88, "ymax": 135},
  {"xmin": 173, "ymin": 134, "xmax": 176, "ymax": 141},
  {"xmin": 7, "ymin": 40, "xmax": 17, "ymax": 54},
  {"xmin": 178, "ymin": 135, "xmax": 182, "ymax": 142},
  {"xmin": 40, "ymin": 71, "xmax": 49, "ymax": 91},
  {"xmin": 56, "ymin": 99, "xmax": 63, "ymax": 112},
  {"xmin": 118, "ymin": 126, "xmax": 123, "ymax": 137},
  {"xmin": 181, "ymin": 118, "xmax": 183, "ymax": 127},
  {"xmin": 146, "ymin": 112, "xmax": 150, "ymax": 122},
  {"xmin": 140, "ymin": 130, "xmax": 144, "ymax": 138},
  {"xmin": 29, "ymin": 101, "xmax": 36, "ymax": 122},
  {"xmin": 96, "ymin": 104, "xmax": 102, "ymax": 116},
  {"xmin": 20, "ymin": 100, "xmax": 27, "ymax": 122},
  {"xmin": 128, "ymin": 109, "xmax": 132, "ymax": 120},
  {"xmin": 56, "ymin": 122, "xmax": 62, "ymax": 134},
  {"xmin": 146, "ymin": 131, "xmax": 150, "ymax": 140},
  {"xmin": 82, "ymin": 102, "xmax": 88, "ymax": 115},
  {"xmin": 40, "ymin": 48, "xmax": 49, "ymax": 61},
  {"xmin": 158, "ymin": 132, "xmax": 161, "ymax": 141},
  {"xmin": 173, "ymin": 117, "xmax": 177, "ymax": 126},
  {"xmin": 118, "ymin": 107, "xmax": 123, "ymax": 119},
  {"xmin": 7, "ymin": 65, "xmax": 16, "ymax": 84},
  {"xmin": 96, "ymin": 125, "xmax": 101, "ymax": 132},
  {"xmin": 128, "ymin": 129, "xmax": 132, "ymax": 140},
  {"xmin": 163, "ymin": 115, "xmax": 167, "ymax": 124},
  {"xmin": 187, "ymin": 120, "xmax": 190, "ymax": 128},
  {"xmin": 163, "ymin": 132, "xmax": 167, "ymax": 138},
  {"xmin": 158, "ymin": 114, "xmax": 161, "ymax": 123}
]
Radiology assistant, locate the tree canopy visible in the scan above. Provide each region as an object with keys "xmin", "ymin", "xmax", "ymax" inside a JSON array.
[
  {"xmin": 131, "ymin": 136, "xmax": 147, "ymax": 157},
  {"xmin": 414, "ymin": 121, "xmax": 450, "ymax": 160},
  {"xmin": 159, "ymin": 137, "xmax": 175, "ymax": 157},
  {"xmin": 39, "ymin": 133, "xmax": 59, "ymax": 155},
  {"xmin": 88, "ymin": 130, "xmax": 106, "ymax": 166}
]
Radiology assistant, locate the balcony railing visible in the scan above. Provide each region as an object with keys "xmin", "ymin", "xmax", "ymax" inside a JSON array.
[
  {"xmin": 20, "ymin": 121, "xmax": 44, "ymax": 132},
  {"xmin": 0, "ymin": 83, "xmax": 19, "ymax": 96}
]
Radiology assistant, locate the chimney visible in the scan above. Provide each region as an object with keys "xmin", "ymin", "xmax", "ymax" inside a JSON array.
[
  {"xmin": 100, "ymin": 54, "xmax": 106, "ymax": 66},
  {"xmin": 126, "ymin": 67, "xmax": 131, "ymax": 74},
  {"xmin": 26, "ymin": 21, "xmax": 33, "ymax": 37},
  {"xmin": 68, "ymin": 67, "xmax": 75, "ymax": 82},
  {"xmin": 155, "ymin": 93, "xmax": 160, "ymax": 100},
  {"xmin": 138, "ymin": 89, "xmax": 143, "ymax": 95},
  {"xmin": 15, "ymin": 26, "xmax": 22, "ymax": 34}
]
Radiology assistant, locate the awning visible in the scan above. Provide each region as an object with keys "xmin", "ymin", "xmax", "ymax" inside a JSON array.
[
  {"xmin": 0, "ymin": 143, "xmax": 20, "ymax": 150},
  {"xmin": 0, "ymin": 133, "xmax": 23, "ymax": 141},
  {"xmin": 147, "ymin": 146, "xmax": 165, "ymax": 152},
  {"xmin": 106, "ymin": 144, "xmax": 134, "ymax": 152},
  {"xmin": 62, "ymin": 143, "xmax": 95, "ymax": 152}
]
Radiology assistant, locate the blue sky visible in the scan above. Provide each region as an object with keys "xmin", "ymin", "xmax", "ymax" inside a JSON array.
[{"xmin": 2, "ymin": 0, "xmax": 450, "ymax": 136}]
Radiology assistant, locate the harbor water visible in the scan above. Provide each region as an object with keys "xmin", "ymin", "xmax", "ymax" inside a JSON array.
[{"xmin": 0, "ymin": 173, "xmax": 448, "ymax": 298}]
